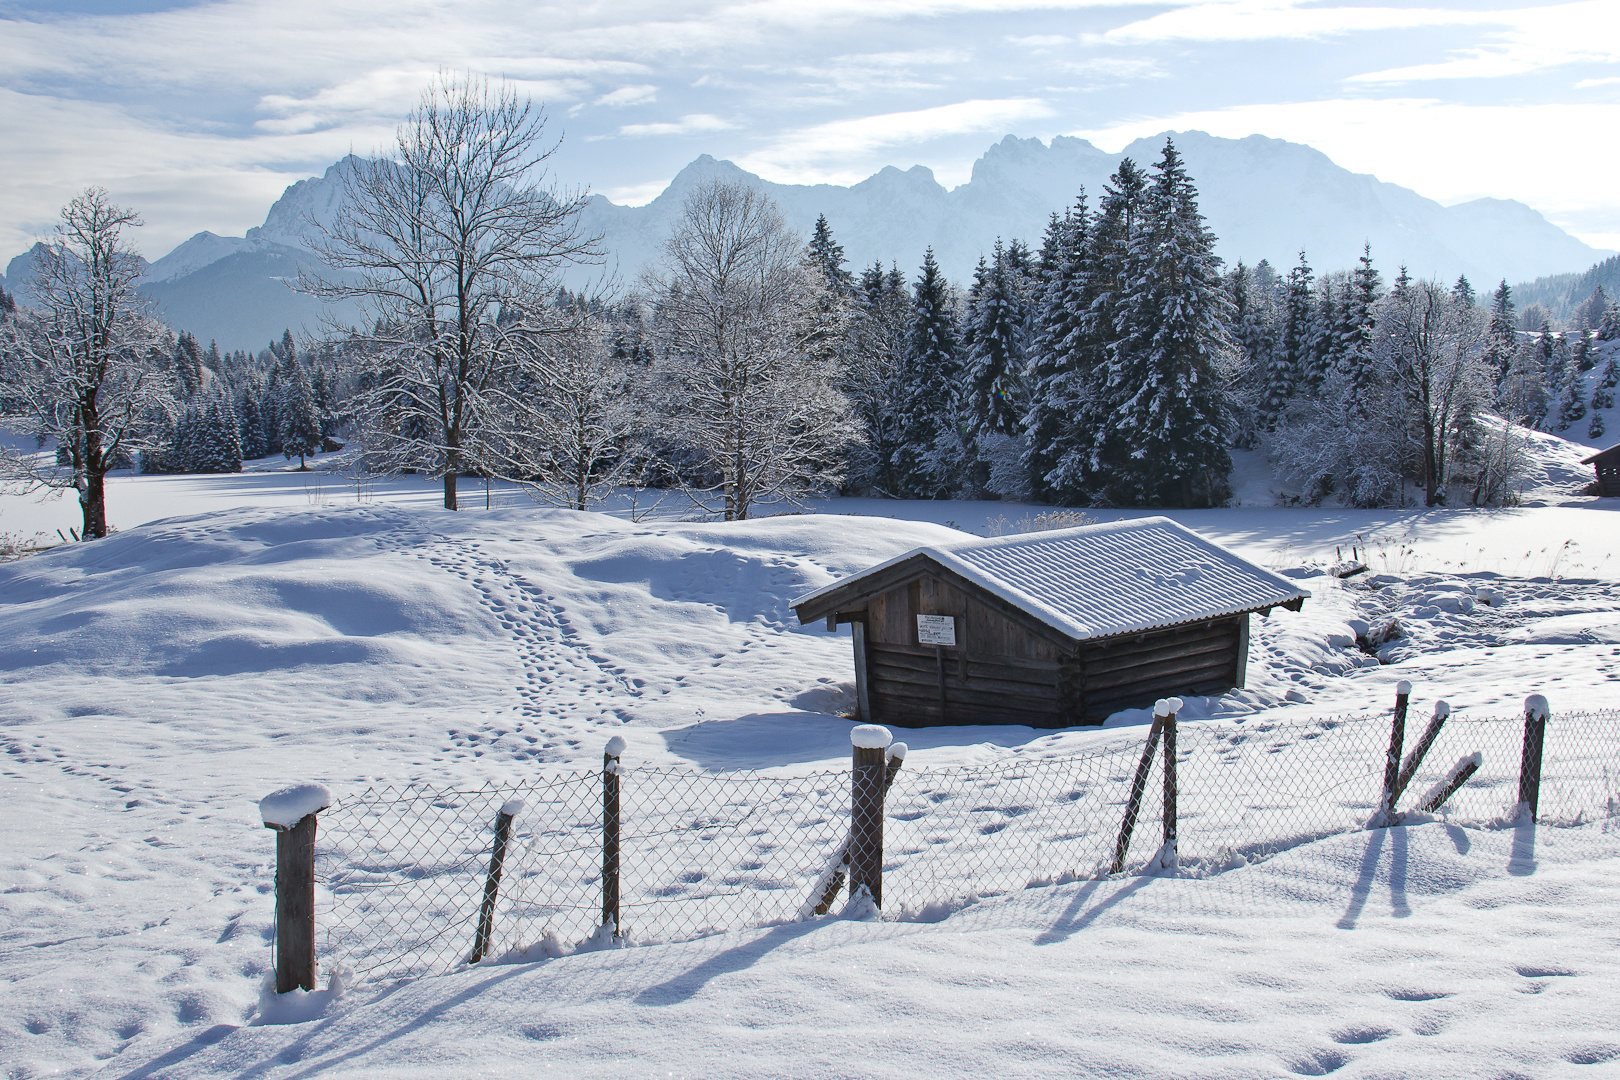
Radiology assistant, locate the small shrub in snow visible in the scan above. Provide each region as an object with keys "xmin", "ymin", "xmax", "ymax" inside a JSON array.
[{"xmin": 983, "ymin": 508, "xmax": 1098, "ymax": 536}]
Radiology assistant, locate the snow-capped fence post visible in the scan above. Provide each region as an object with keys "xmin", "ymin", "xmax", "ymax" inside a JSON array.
[
  {"xmin": 1378, "ymin": 681, "xmax": 1413, "ymax": 826},
  {"xmin": 259, "ymin": 783, "xmax": 331, "ymax": 994},
  {"xmin": 1159, "ymin": 698, "xmax": 1182, "ymax": 870},
  {"xmin": 602, "ymin": 736, "xmax": 625, "ymax": 938},
  {"xmin": 849, "ymin": 724, "xmax": 893, "ymax": 908},
  {"xmin": 1517, "ymin": 695, "xmax": 1550, "ymax": 822},
  {"xmin": 1393, "ymin": 700, "xmax": 1451, "ymax": 805},
  {"xmin": 807, "ymin": 741, "xmax": 906, "ymax": 916},
  {"xmin": 468, "ymin": 798, "xmax": 523, "ymax": 964},
  {"xmin": 1110, "ymin": 708, "xmax": 1167, "ymax": 875}
]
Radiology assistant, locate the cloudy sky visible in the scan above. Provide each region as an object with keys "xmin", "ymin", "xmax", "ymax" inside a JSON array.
[{"xmin": 2, "ymin": 0, "xmax": 1617, "ymax": 263}]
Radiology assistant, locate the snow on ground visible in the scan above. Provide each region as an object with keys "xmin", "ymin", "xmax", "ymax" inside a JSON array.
[
  {"xmin": 98, "ymin": 821, "xmax": 1620, "ymax": 1080},
  {"xmin": 3, "ymin": 431, "xmax": 1620, "ymax": 1077}
]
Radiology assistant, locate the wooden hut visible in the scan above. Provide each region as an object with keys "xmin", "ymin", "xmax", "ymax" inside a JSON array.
[
  {"xmin": 792, "ymin": 517, "xmax": 1307, "ymax": 728},
  {"xmin": 1580, "ymin": 444, "xmax": 1620, "ymax": 497}
]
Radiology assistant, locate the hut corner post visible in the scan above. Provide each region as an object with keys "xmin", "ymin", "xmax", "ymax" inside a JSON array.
[
  {"xmin": 849, "ymin": 724, "xmax": 894, "ymax": 909},
  {"xmin": 852, "ymin": 619, "xmax": 872, "ymax": 723},
  {"xmin": 264, "ymin": 811, "xmax": 323, "ymax": 994},
  {"xmin": 1518, "ymin": 695, "xmax": 1550, "ymax": 823}
]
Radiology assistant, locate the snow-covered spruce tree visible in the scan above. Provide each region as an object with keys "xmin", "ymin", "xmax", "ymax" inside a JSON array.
[
  {"xmin": 1542, "ymin": 327, "xmax": 1572, "ymax": 431},
  {"xmin": 173, "ymin": 331, "xmax": 205, "ymax": 398},
  {"xmin": 1302, "ymin": 273, "xmax": 1340, "ymax": 398},
  {"xmin": 279, "ymin": 359, "xmax": 322, "ymax": 469},
  {"xmin": 1044, "ymin": 159, "xmax": 1148, "ymax": 502},
  {"xmin": 1376, "ymin": 278, "xmax": 1492, "ymax": 506},
  {"xmin": 1023, "ymin": 201, "xmax": 1092, "ymax": 502},
  {"xmin": 1484, "ymin": 280, "xmax": 1518, "ymax": 385},
  {"xmin": 842, "ymin": 261, "xmax": 910, "ymax": 495},
  {"xmin": 962, "ymin": 240, "xmax": 1031, "ymax": 498},
  {"xmin": 0, "ymin": 188, "xmax": 174, "ymax": 538},
  {"xmin": 1265, "ymin": 252, "xmax": 1316, "ymax": 428},
  {"xmin": 236, "ymin": 384, "xmax": 265, "ymax": 460},
  {"xmin": 305, "ymin": 74, "xmax": 599, "ymax": 510},
  {"xmin": 1498, "ymin": 332, "xmax": 1549, "ymax": 426},
  {"xmin": 808, "ymin": 214, "xmax": 855, "ymax": 298},
  {"xmin": 1572, "ymin": 330, "xmax": 1595, "ymax": 373},
  {"xmin": 650, "ymin": 179, "xmax": 854, "ymax": 520},
  {"xmin": 1221, "ymin": 259, "xmax": 1278, "ymax": 448},
  {"xmin": 891, "ymin": 248, "xmax": 965, "ymax": 498},
  {"xmin": 1597, "ymin": 351, "xmax": 1620, "ymax": 396},
  {"xmin": 1557, "ymin": 363, "xmax": 1588, "ymax": 431},
  {"xmin": 1589, "ymin": 405, "xmax": 1607, "ymax": 440},
  {"xmin": 1085, "ymin": 139, "xmax": 1234, "ymax": 508},
  {"xmin": 1337, "ymin": 245, "xmax": 1383, "ymax": 416},
  {"xmin": 1452, "ymin": 275, "xmax": 1475, "ymax": 309},
  {"xmin": 1599, "ymin": 300, "xmax": 1620, "ymax": 342},
  {"xmin": 201, "ymin": 391, "xmax": 243, "ymax": 473}
]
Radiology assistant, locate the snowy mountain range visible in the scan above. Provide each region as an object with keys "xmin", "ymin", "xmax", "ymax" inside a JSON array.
[{"xmin": 3, "ymin": 132, "xmax": 1610, "ymax": 353}]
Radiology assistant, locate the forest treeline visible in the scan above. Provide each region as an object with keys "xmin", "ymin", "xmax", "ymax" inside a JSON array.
[{"xmin": 4, "ymin": 75, "xmax": 1617, "ymax": 538}]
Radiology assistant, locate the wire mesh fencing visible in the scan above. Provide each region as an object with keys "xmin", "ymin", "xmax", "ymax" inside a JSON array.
[{"xmin": 305, "ymin": 705, "xmax": 1620, "ymax": 984}]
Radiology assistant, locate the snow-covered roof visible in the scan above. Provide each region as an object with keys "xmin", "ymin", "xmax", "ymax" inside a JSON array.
[{"xmin": 793, "ymin": 516, "xmax": 1307, "ymax": 642}]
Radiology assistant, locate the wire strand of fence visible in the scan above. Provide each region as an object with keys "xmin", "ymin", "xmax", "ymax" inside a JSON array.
[{"xmin": 305, "ymin": 708, "xmax": 1620, "ymax": 984}]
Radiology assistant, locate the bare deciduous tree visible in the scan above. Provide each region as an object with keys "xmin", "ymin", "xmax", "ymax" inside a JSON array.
[
  {"xmin": 308, "ymin": 73, "xmax": 599, "ymax": 510},
  {"xmin": 650, "ymin": 180, "xmax": 854, "ymax": 520},
  {"xmin": 1377, "ymin": 279, "xmax": 1492, "ymax": 506},
  {"xmin": 518, "ymin": 317, "xmax": 648, "ymax": 510},
  {"xmin": 0, "ymin": 188, "xmax": 173, "ymax": 538}
]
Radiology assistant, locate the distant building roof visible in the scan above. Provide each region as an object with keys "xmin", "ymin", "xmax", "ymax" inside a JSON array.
[
  {"xmin": 793, "ymin": 516, "xmax": 1307, "ymax": 642},
  {"xmin": 1579, "ymin": 443, "xmax": 1620, "ymax": 467}
]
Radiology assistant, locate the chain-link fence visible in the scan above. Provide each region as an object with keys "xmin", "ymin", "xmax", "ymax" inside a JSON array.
[{"xmin": 307, "ymin": 707, "xmax": 1620, "ymax": 984}]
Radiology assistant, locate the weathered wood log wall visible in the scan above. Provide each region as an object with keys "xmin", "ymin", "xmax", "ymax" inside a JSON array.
[{"xmin": 860, "ymin": 573, "xmax": 1243, "ymax": 727}]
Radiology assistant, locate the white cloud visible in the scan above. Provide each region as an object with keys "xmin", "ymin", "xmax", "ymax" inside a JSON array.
[
  {"xmin": 600, "ymin": 179, "xmax": 670, "ymax": 206},
  {"xmin": 1068, "ymin": 97, "xmax": 1620, "ymax": 247},
  {"xmin": 738, "ymin": 97, "xmax": 1057, "ymax": 184},
  {"xmin": 1347, "ymin": 1, "xmax": 1620, "ymax": 85},
  {"xmin": 614, "ymin": 113, "xmax": 735, "ymax": 138},
  {"xmin": 1090, "ymin": 1, "xmax": 1484, "ymax": 46},
  {"xmin": 596, "ymin": 84, "xmax": 659, "ymax": 107}
]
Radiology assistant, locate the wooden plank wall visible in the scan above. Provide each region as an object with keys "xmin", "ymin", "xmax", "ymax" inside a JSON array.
[
  {"xmin": 859, "ymin": 573, "xmax": 1242, "ymax": 727},
  {"xmin": 1069, "ymin": 618, "xmax": 1241, "ymax": 723}
]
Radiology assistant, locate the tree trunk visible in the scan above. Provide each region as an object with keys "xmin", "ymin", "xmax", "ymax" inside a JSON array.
[
  {"xmin": 83, "ymin": 425, "xmax": 107, "ymax": 539},
  {"xmin": 444, "ymin": 471, "xmax": 458, "ymax": 511}
]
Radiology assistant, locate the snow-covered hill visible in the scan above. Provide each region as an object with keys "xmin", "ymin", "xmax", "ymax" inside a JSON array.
[
  {"xmin": 3, "ymin": 492, "xmax": 1620, "ymax": 1077},
  {"xmin": 3, "ymin": 135, "xmax": 1606, "ymax": 352}
]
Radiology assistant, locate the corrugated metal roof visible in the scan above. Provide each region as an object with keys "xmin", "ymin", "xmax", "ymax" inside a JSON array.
[{"xmin": 793, "ymin": 516, "xmax": 1307, "ymax": 641}]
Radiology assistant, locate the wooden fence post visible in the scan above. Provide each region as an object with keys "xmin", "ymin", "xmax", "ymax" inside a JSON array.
[
  {"xmin": 1160, "ymin": 698, "xmax": 1181, "ymax": 869},
  {"xmin": 259, "ymin": 783, "xmax": 331, "ymax": 994},
  {"xmin": 603, "ymin": 736, "xmax": 625, "ymax": 937},
  {"xmin": 1393, "ymin": 700, "xmax": 1451, "ymax": 805},
  {"xmin": 1420, "ymin": 753, "xmax": 1482, "ymax": 814},
  {"xmin": 1518, "ymin": 694, "xmax": 1549, "ymax": 822},
  {"xmin": 849, "ymin": 724, "xmax": 893, "ymax": 909},
  {"xmin": 810, "ymin": 742, "xmax": 906, "ymax": 916},
  {"xmin": 1379, "ymin": 681, "xmax": 1412, "ymax": 825},
  {"xmin": 468, "ymin": 798, "xmax": 523, "ymax": 964},
  {"xmin": 1110, "ymin": 710, "xmax": 1166, "ymax": 875}
]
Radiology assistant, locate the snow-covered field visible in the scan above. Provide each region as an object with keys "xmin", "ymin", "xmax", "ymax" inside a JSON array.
[{"xmin": 4, "ymin": 449, "xmax": 1620, "ymax": 1079}]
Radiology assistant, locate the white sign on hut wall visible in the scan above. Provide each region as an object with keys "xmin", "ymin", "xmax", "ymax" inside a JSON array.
[{"xmin": 916, "ymin": 614, "xmax": 956, "ymax": 646}]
